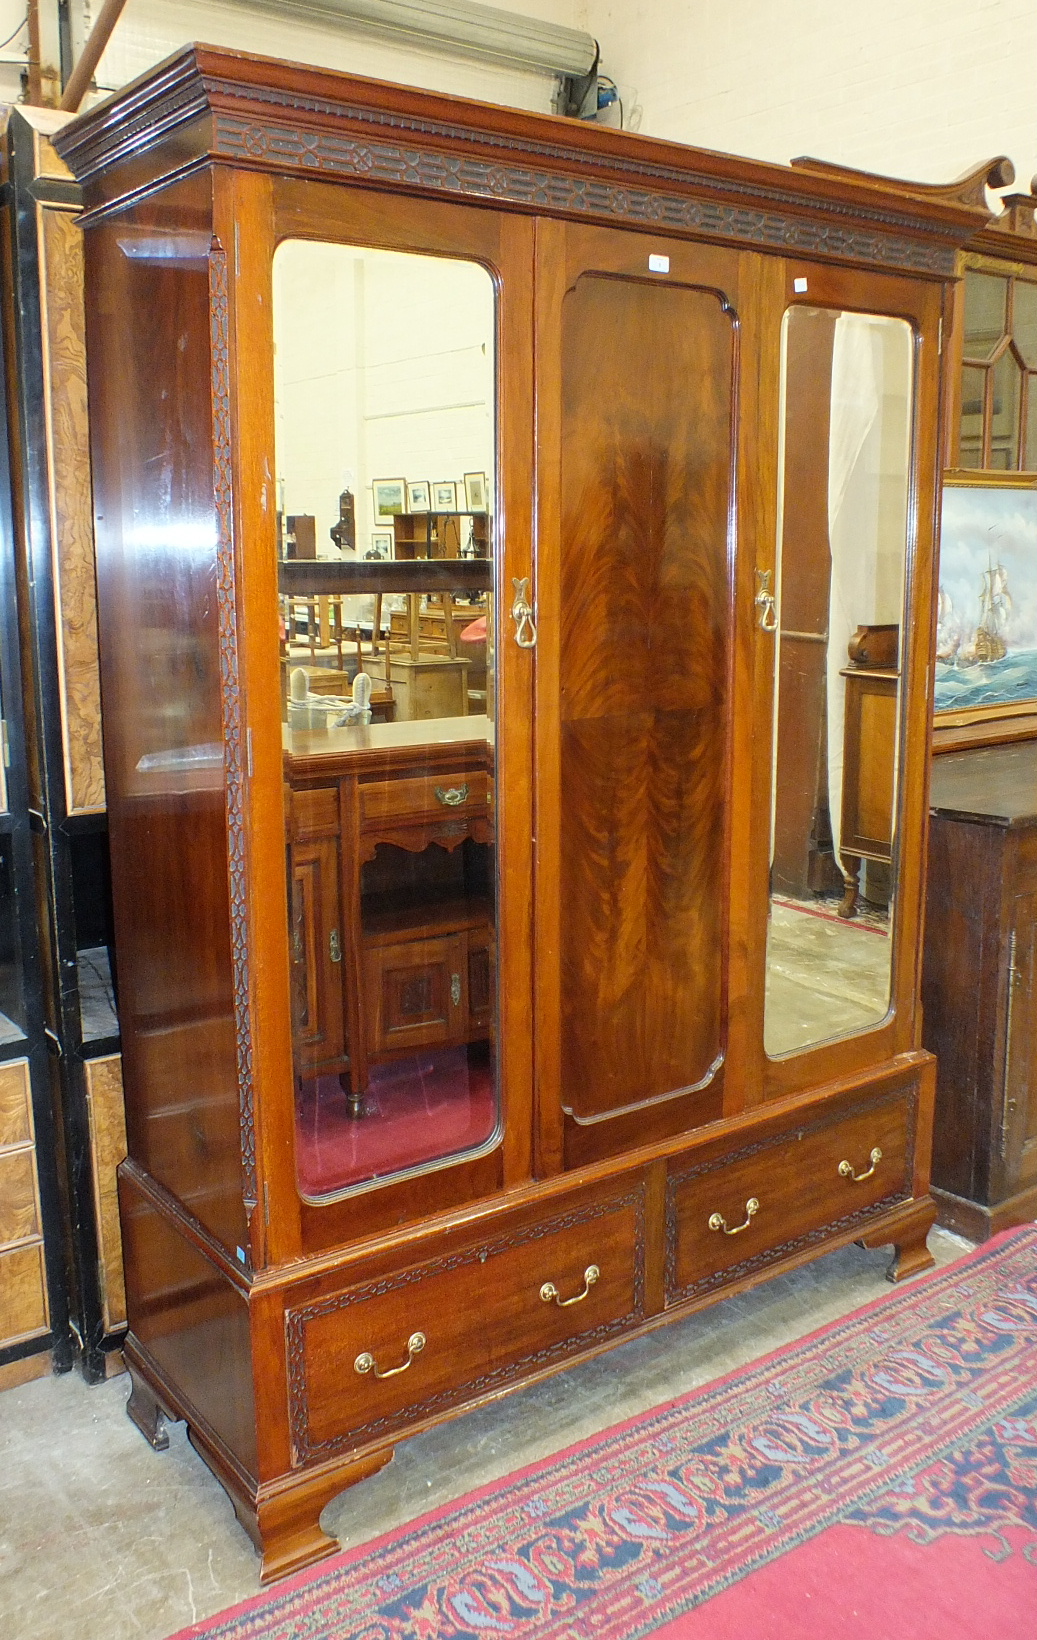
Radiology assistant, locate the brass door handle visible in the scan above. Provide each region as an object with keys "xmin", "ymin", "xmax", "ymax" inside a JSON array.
[
  {"xmin": 540, "ymin": 1264, "xmax": 599, "ymax": 1306},
  {"xmin": 755, "ymin": 570, "xmax": 778, "ymax": 632},
  {"xmin": 435, "ymin": 784, "xmax": 469, "ymax": 807},
  {"xmin": 839, "ymin": 1147, "xmax": 882, "ymax": 1183},
  {"xmin": 354, "ymin": 1331, "xmax": 426, "ymax": 1378},
  {"xmin": 511, "ymin": 577, "xmax": 537, "ymax": 648},
  {"xmin": 709, "ymin": 1197, "xmax": 759, "ymax": 1235}
]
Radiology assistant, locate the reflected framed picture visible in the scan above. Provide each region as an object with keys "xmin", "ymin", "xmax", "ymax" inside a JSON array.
[
  {"xmin": 366, "ymin": 531, "xmax": 394, "ymax": 560},
  {"xmin": 934, "ymin": 474, "xmax": 1037, "ymax": 745},
  {"xmin": 432, "ymin": 480, "xmax": 457, "ymax": 511},
  {"xmin": 464, "ymin": 471, "xmax": 488, "ymax": 512},
  {"xmin": 372, "ymin": 478, "xmax": 406, "ymax": 522},
  {"xmin": 407, "ymin": 480, "xmax": 431, "ymax": 513}
]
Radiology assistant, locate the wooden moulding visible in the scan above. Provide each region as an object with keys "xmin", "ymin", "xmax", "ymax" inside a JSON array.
[{"xmin": 53, "ymin": 45, "xmax": 991, "ymax": 275}]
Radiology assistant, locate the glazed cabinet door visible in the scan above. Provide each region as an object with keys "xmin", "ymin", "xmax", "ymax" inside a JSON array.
[
  {"xmin": 534, "ymin": 222, "xmax": 748, "ymax": 1171},
  {"xmin": 225, "ymin": 176, "xmax": 535, "ymax": 1258}
]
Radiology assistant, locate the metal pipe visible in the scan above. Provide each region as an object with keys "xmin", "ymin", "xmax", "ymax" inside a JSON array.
[
  {"xmin": 246, "ymin": 0, "xmax": 597, "ymax": 77},
  {"xmin": 60, "ymin": 0, "xmax": 130, "ymax": 112}
]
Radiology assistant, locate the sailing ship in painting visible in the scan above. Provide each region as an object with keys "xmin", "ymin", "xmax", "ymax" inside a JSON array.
[
  {"xmin": 935, "ymin": 486, "xmax": 1037, "ymax": 717},
  {"xmin": 937, "ymin": 556, "xmax": 1013, "ymax": 666}
]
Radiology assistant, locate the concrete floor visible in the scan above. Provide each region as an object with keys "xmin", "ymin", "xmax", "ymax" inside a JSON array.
[{"xmin": 0, "ymin": 1225, "xmax": 972, "ymax": 1640}]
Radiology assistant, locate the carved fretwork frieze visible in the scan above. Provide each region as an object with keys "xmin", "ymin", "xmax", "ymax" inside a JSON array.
[
  {"xmin": 210, "ymin": 109, "xmax": 956, "ymax": 277},
  {"xmin": 50, "ymin": 47, "xmax": 978, "ymax": 278},
  {"xmin": 209, "ymin": 237, "xmax": 257, "ymax": 1222}
]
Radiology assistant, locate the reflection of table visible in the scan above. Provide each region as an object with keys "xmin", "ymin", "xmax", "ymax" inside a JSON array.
[
  {"xmin": 285, "ymin": 717, "xmax": 494, "ymax": 1111},
  {"xmin": 279, "ymin": 558, "xmax": 491, "ymax": 723},
  {"xmin": 838, "ymin": 667, "xmax": 898, "ymax": 917}
]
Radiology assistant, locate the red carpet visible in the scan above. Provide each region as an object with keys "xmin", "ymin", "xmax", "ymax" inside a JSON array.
[
  {"xmin": 169, "ymin": 1225, "xmax": 1037, "ymax": 1639},
  {"xmin": 295, "ymin": 1046, "xmax": 496, "ymax": 1194}
]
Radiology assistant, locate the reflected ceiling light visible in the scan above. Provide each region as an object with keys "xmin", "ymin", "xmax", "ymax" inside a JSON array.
[{"xmin": 245, "ymin": 0, "xmax": 598, "ymax": 79}]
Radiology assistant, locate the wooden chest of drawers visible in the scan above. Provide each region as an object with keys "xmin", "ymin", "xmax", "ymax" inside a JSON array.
[{"xmin": 923, "ymin": 742, "xmax": 1037, "ymax": 1238}]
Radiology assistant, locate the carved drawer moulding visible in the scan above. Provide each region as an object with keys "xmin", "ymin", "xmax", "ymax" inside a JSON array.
[
  {"xmin": 54, "ymin": 45, "xmax": 997, "ymax": 279},
  {"xmin": 286, "ymin": 1185, "xmax": 648, "ymax": 1466}
]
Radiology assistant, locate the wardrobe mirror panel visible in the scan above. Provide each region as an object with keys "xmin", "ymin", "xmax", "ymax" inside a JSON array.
[
  {"xmin": 272, "ymin": 240, "xmax": 499, "ymax": 1199},
  {"xmin": 765, "ymin": 306, "xmax": 913, "ymax": 1058}
]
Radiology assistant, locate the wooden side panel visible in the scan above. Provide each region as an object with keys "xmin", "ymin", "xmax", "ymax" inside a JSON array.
[
  {"xmin": 84, "ymin": 1054, "xmax": 129, "ymax": 1332},
  {"xmin": 1003, "ymin": 831, "xmax": 1037, "ymax": 1191},
  {"xmin": 557, "ymin": 271, "xmax": 733, "ymax": 1122},
  {"xmin": 922, "ymin": 814, "xmax": 1004, "ymax": 1201},
  {"xmin": 119, "ymin": 1167, "xmax": 257, "ymax": 1479},
  {"xmin": 39, "ymin": 204, "xmax": 105, "ymax": 813},
  {"xmin": 84, "ymin": 170, "xmax": 248, "ymax": 1257}
]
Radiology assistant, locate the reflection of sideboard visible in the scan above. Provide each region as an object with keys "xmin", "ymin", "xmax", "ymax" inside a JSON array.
[
  {"xmin": 923, "ymin": 743, "xmax": 1037, "ymax": 1238},
  {"xmin": 838, "ymin": 666, "xmax": 898, "ymax": 917},
  {"xmin": 285, "ymin": 718, "xmax": 494, "ymax": 1106}
]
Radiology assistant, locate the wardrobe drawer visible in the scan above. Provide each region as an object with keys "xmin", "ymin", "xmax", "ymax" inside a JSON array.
[
  {"xmin": 286, "ymin": 1186, "xmax": 645, "ymax": 1464},
  {"xmin": 666, "ymin": 1090, "xmax": 916, "ymax": 1304},
  {"xmin": 359, "ymin": 769, "xmax": 487, "ymax": 827}
]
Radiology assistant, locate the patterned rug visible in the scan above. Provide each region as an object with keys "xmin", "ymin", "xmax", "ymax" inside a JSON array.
[{"xmin": 171, "ymin": 1226, "xmax": 1037, "ymax": 1639}]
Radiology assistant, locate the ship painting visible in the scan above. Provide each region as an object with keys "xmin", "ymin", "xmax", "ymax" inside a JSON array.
[
  {"xmin": 935, "ymin": 485, "xmax": 1037, "ymax": 717},
  {"xmin": 939, "ymin": 556, "xmax": 1013, "ymax": 667}
]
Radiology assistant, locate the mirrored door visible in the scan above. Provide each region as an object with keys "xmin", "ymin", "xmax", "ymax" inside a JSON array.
[
  {"xmin": 272, "ymin": 239, "xmax": 501, "ymax": 1200},
  {"xmin": 764, "ymin": 306, "xmax": 914, "ymax": 1059}
]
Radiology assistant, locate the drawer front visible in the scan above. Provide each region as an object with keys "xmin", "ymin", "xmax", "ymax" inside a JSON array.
[
  {"xmin": 286, "ymin": 1186, "xmax": 646, "ymax": 1464},
  {"xmin": 359, "ymin": 769, "xmax": 487, "ymax": 827},
  {"xmin": 291, "ymin": 786, "xmax": 339, "ymax": 840},
  {"xmin": 666, "ymin": 1088, "xmax": 916, "ymax": 1304}
]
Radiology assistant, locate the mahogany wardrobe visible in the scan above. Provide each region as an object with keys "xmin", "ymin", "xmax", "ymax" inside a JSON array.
[{"xmin": 55, "ymin": 47, "xmax": 991, "ymax": 1579}]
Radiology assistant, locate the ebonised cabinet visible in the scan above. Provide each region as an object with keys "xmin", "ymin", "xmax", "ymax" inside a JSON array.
[
  {"xmin": 2, "ymin": 106, "xmax": 124, "ymax": 1382},
  {"xmin": 54, "ymin": 47, "xmax": 989, "ymax": 1578}
]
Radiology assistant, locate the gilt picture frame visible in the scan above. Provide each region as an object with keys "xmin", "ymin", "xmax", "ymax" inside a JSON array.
[{"xmin": 934, "ymin": 473, "xmax": 1037, "ymax": 742}]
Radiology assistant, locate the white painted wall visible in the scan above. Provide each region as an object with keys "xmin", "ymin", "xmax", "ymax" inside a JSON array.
[
  {"xmin": 273, "ymin": 242, "xmax": 494, "ymax": 559},
  {"xmin": 4, "ymin": 0, "xmax": 1031, "ymax": 190},
  {"xmin": 578, "ymin": 0, "xmax": 1037, "ymax": 189}
]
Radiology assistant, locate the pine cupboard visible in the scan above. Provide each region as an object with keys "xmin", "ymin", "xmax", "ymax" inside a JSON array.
[{"xmin": 55, "ymin": 48, "xmax": 989, "ymax": 1580}]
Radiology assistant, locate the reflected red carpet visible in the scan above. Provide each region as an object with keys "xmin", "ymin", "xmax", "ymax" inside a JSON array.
[{"xmin": 295, "ymin": 1044, "xmax": 496, "ymax": 1195}]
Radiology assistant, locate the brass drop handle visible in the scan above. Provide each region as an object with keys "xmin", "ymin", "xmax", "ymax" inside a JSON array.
[
  {"xmin": 511, "ymin": 577, "xmax": 537, "ymax": 648},
  {"xmin": 839, "ymin": 1147, "xmax": 882, "ymax": 1183},
  {"xmin": 709, "ymin": 1197, "xmax": 759, "ymax": 1236},
  {"xmin": 354, "ymin": 1331, "xmax": 426, "ymax": 1379},
  {"xmin": 540, "ymin": 1264, "xmax": 599, "ymax": 1307},
  {"xmin": 755, "ymin": 569, "xmax": 778, "ymax": 632},
  {"xmin": 435, "ymin": 784, "xmax": 469, "ymax": 807}
]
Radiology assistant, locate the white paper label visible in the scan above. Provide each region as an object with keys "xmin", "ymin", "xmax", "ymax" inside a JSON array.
[{"xmin": 648, "ymin": 254, "xmax": 670, "ymax": 274}]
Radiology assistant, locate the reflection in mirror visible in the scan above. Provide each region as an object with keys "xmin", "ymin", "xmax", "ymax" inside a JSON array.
[
  {"xmin": 272, "ymin": 241, "xmax": 499, "ymax": 1198},
  {"xmin": 765, "ymin": 308, "xmax": 913, "ymax": 1058}
]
